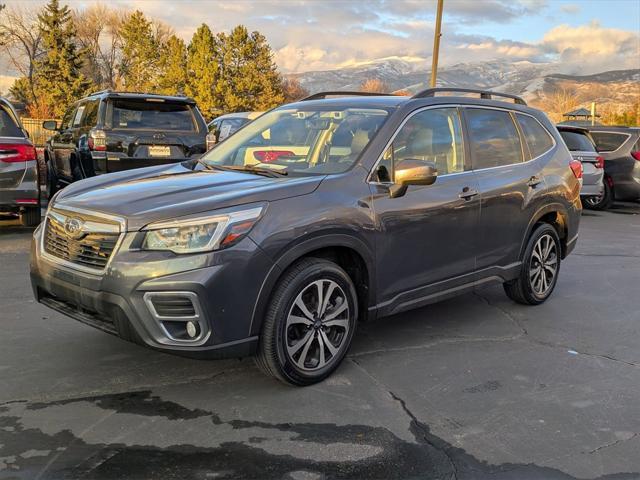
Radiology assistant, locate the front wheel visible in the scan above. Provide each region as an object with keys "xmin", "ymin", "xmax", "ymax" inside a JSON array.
[
  {"xmin": 504, "ymin": 224, "xmax": 561, "ymax": 305},
  {"xmin": 255, "ymin": 258, "xmax": 358, "ymax": 386},
  {"xmin": 46, "ymin": 160, "xmax": 58, "ymax": 200}
]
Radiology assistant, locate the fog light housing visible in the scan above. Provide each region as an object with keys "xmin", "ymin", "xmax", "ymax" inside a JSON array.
[{"xmin": 186, "ymin": 321, "xmax": 197, "ymax": 338}]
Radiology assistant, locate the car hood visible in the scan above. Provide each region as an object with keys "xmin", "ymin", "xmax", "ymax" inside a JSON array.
[{"xmin": 53, "ymin": 163, "xmax": 324, "ymax": 230}]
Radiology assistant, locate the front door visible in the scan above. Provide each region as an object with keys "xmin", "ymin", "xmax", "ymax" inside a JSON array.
[{"xmin": 370, "ymin": 107, "xmax": 480, "ymax": 311}]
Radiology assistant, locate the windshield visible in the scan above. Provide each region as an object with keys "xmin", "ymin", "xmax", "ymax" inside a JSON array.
[
  {"xmin": 201, "ymin": 106, "xmax": 390, "ymax": 175},
  {"xmin": 110, "ymin": 100, "xmax": 197, "ymax": 131}
]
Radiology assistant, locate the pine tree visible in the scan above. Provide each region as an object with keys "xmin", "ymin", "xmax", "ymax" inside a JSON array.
[
  {"xmin": 157, "ymin": 34, "xmax": 187, "ymax": 95},
  {"xmin": 33, "ymin": 0, "xmax": 90, "ymax": 117},
  {"xmin": 119, "ymin": 10, "xmax": 159, "ymax": 92},
  {"xmin": 214, "ymin": 25, "xmax": 284, "ymax": 112},
  {"xmin": 185, "ymin": 24, "xmax": 218, "ymax": 120}
]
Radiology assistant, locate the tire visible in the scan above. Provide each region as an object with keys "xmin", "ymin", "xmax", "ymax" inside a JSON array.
[
  {"xmin": 46, "ymin": 160, "xmax": 58, "ymax": 200},
  {"xmin": 583, "ymin": 180, "xmax": 612, "ymax": 210},
  {"xmin": 255, "ymin": 257, "xmax": 358, "ymax": 386},
  {"xmin": 20, "ymin": 206, "xmax": 41, "ymax": 227},
  {"xmin": 504, "ymin": 223, "xmax": 561, "ymax": 305}
]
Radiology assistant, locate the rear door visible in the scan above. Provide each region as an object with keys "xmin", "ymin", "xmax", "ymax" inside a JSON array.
[
  {"xmin": 0, "ymin": 102, "xmax": 29, "ymax": 189},
  {"xmin": 104, "ymin": 98, "xmax": 201, "ymax": 172},
  {"xmin": 465, "ymin": 107, "xmax": 554, "ymax": 271}
]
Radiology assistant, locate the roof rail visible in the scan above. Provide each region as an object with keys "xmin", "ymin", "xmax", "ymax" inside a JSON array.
[
  {"xmin": 300, "ymin": 91, "xmax": 393, "ymax": 101},
  {"xmin": 87, "ymin": 89, "xmax": 114, "ymax": 97},
  {"xmin": 412, "ymin": 87, "xmax": 527, "ymax": 105}
]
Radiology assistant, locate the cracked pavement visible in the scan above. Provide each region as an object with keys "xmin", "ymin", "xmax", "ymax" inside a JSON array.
[{"xmin": 1, "ymin": 201, "xmax": 639, "ymax": 479}]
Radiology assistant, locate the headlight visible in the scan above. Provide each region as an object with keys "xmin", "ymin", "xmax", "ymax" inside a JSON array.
[{"xmin": 142, "ymin": 205, "xmax": 264, "ymax": 254}]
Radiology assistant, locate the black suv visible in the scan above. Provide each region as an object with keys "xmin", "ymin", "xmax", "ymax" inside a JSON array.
[
  {"xmin": 31, "ymin": 89, "xmax": 582, "ymax": 385},
  {"xmin": 43, "ymin": 91, "xmax": 207, "ymax": 196}
]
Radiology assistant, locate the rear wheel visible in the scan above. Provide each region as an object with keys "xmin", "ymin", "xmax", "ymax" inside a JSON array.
[
  {"xmin": 255, "ymin": 258, "xmax": 358, "ymax": 386},
  {"xmin": 583, "ymin": 181, "xmax": 612, "ymax": 210},
  {"xmin": 504, "ymin": 224, "xmax": 561, "ymax": 305},
  {"xmin": 20, "ymin": 206, "xmax": 41, "ymax": 227}
]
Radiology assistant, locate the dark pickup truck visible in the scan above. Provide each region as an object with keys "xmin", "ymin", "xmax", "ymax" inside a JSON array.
[{"xmin": 43, "ymin": 91, "xmax": 207, "ymax": 197}]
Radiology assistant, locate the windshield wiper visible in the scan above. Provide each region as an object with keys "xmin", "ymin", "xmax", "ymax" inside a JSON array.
[{"xmin": 198, "ymin": 161, "xmax": 288, "ymax": 178}]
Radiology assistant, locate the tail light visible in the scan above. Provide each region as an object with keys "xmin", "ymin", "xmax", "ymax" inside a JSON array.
[
  {"xmin": 631, "ymin": 151, "xmax": 640, "ymax": 161},
  {"xmin": 569, "ymin": 159, "xmax": 583, "ymax": 179},
  {"xmin": 0, "ymin": 143, "xmax": 37, "ymax": 163},
  {"xmin": 253, "ymin": 150, "xmax": 294, "ymax": 163},
  {"xmin": 595, "ymin": 156, "xmax": 605, "ymax": 169},
  {"xmin": 88, "ymin": 129, "xmax": 107, "ymax": 151}
]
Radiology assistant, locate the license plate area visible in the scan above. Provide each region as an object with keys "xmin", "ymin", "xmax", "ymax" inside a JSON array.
[{"xmin": 149, "ymin": 145, "xmax": 171, "ymax": 157}]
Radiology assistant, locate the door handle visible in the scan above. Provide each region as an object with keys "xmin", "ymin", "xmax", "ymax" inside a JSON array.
[
  {"xmin": 527, "ymin": 175, "xmax": 542, "ymax": 188},
  {"xmin": 459, "ymin": 187, "xmax": 479, "ymax": 200}
]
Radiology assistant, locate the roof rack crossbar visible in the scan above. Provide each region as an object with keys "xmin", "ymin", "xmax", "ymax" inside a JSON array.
[
  {"xmin": 412, "ymin": 87, "xmax": 527, "ymax": 105},
  {"xmin": 87, "ymin": 89, "xmax": 114, "ymax": 97},
  {"xmin": 300, "ymin": 91, "xmax": 393, "ymax": 101}
]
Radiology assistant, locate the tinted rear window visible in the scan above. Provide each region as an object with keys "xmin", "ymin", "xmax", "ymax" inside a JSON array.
[
  {"xmin": 110, "ymin": 100, "xmax": 196, "ymax": 131},
  {"xmin": 0, "ymin": 107, "xmax": 23, "ymax": 137},
  {"xmin": 590, "ymin": 132, "xmax": 628, "ymax": 152},
  {"xmin": 466, "ymin": 108, "xmax": 523, "ymax": 169},
  {"xmin": 559, "ymin": 130, "xmax": 596, "ymax": 152},
  {"xmin": 516, "ymin": 114, "xmax": 554, "ymax": 158}
]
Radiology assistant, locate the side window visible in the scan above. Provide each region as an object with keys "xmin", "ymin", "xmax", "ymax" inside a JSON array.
[
  {"xmin": 590, "ymin": 132, "xmax": 628, "ymax": 152},
  {"xmin": 516, "ymin": 114, "xmax": 554, "ymax": 159},
  {"xmin": 72, "ymin": 103, "xmax": 86, "ymax": 128},
  {"xmin": 81, "ymin": 100, "xmax": 99, "ymax": 128},
  {"xmin": 466, "ymin": 108, "xmax": 523, "ymax": 169},
  {"xmin": 61, "ymin": 106, "xmax": 76, "ymax": 130},
  {"xmin": 377, "ymin": 107, "xmax": 465, "ymax": 182}
]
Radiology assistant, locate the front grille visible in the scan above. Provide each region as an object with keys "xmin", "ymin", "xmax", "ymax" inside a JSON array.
[
  {"xmin": 44, "ymin": 211, "xmax": 120, "ymax": 271},
  {"xmin": 151, "ymin": 296, "xmax": 197, "ymax": 317}
]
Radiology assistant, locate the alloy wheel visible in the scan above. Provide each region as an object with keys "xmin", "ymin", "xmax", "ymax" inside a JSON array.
[
  {"xmin": 285, "ymin": 279, "xmax": 350, "ymax": 371},
  {"xmin": 529, "ymin": 234, "xmax": 558, "ymax": 296}
]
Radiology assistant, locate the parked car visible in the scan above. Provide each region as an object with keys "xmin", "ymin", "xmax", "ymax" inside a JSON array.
[
  {"xmin": 586, "ymin": 126, "xmax": 640, "ymax": 208},
  {"xmin": 0, "ymin": 97, "xmax": 40, "ymax": 226},
  {"xmin": 206, "ymin": 111, "xmax": 263, "ymax": 149},
  {"xmin": 31, "ymin": 88, "xmax": 582, "ymax": 385},
  {"xmin": 43, "ymin": 90, "xmax": 208, "ymax": 197},
  {"xmin": 557, "ymin": 126, "xmax": 604, "ymax": 209}
]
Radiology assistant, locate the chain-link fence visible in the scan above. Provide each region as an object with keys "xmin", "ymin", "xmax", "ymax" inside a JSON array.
[{"xmin": 21, "ymin": 118, "xmax": 59, "ymax": 147}]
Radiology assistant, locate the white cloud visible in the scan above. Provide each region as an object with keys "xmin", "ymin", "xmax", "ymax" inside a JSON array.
[{"xmin": 542, "ymin": 21, "xmax": 640, "ymax": 72}]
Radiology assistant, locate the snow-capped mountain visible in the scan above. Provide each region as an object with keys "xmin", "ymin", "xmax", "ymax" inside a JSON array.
[{"xmin": 287, "ymin": 59, "xmax": 639, "ymax": 104}]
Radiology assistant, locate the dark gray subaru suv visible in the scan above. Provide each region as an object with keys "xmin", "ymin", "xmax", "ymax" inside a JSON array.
[{"xmin": 31, "ymin": 89, "xmax": 582, "ymax": 385}]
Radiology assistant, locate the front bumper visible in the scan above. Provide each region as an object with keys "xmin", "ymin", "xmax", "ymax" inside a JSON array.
[{"xmin": 30, "ymin": 221, "xmax": 276, "ymax": 359}]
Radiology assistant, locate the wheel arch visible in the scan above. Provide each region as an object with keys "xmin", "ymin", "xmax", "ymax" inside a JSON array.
[
  {"xmin": 520, "ymin": 203, "xmax": 570, "ymax": 259},
  {"xmin": 249, "ymin": 234, "xmax": 375, "ymax": 337}
]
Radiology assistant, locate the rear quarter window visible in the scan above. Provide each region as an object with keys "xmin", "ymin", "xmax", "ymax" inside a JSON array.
[
  {"xmin": 466, "ymin": 108, "xmax": 523, "ymax": 169},
  {"xmin": 110, "ymin": 100, "xmax": 196, "ymax": 131},
  {"xmin": 559, "ymin": 130, "xmax": 596, "ymax": 152},
  {"xmin": 516, "ymin": 114, "xmax": 554, "ymax": 158},
  {"xmin": 0, "ymin": 106, "xmax": 24, "ymax": 137},
  {"xmin": 590, "ymin": 132, "xmax": 629, "ymax": 152}
]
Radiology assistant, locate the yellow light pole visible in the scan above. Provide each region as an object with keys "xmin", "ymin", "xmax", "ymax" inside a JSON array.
[{"xmin": 430, "ymin": 0, "xmax": 445, "ymax": 88}]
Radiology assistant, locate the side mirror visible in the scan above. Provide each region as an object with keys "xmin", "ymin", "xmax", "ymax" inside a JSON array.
[
  {"xmin": 389, "ymin": 162, "xmax": 438, "ymax": 198},
  {"xmin": 42, "ymin": 120, "xmax": 58, "ymax": 131}
]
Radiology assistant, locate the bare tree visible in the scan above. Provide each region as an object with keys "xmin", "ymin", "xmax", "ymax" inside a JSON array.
[
  {"xmin": 0, "ymin": 4, "xmax": 43, "ymax": 99},
  {"xmin": 73, "ymin": 5, "xmax": 127, "ymax": 89},
  {"xmin": 534, "ymin": 86, "xmax": 583, "ymax": 123},
  {"xmin": 282, "ymin": 77, "xmax": 309, "ymax": 102},
  {"xmin": 359, "ymin": 78, "xmax": 390, "ymax": 94}
]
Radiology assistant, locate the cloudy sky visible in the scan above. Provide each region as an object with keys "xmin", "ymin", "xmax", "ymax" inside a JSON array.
[{"xmin": 3, "ymin": 0, "xmax": 640, "ymax": 74}]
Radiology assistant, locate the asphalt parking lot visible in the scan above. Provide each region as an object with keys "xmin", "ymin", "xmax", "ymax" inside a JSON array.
[{"xmin": 1, "ymin": 203, "xmax": 639, "ymax": 480}]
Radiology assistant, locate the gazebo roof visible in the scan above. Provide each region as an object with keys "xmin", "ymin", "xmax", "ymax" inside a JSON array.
[{"xmin": 563, "ymin": 108, "xmax": 600, "ymax": 118}]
